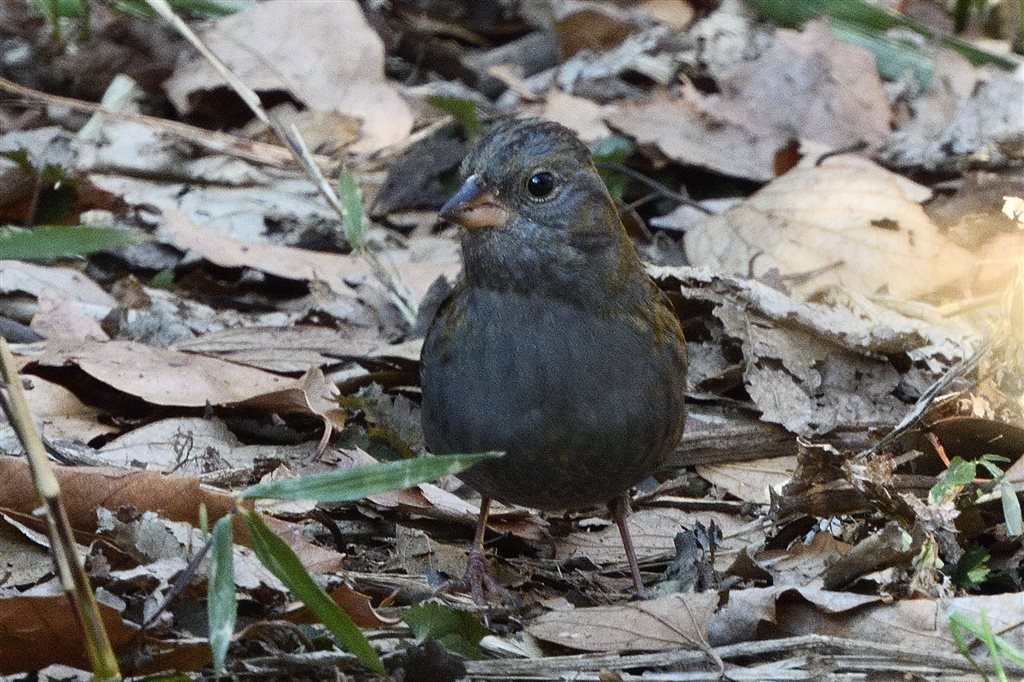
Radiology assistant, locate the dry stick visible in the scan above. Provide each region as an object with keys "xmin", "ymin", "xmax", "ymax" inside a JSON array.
[
  {"xmin": 855, "ymin": 339, "xmax": 990, "ymax": 460},
  {"xmin": 0, "ymin": 339, "xmax": 122, "ymax": 682},
  {"xmin": 0, "ymin": 77, "xmax": 304, "ymax": 170},
  {"xmin": 142, "ymin": 0, "xmax": 417, "ymax": 325}
]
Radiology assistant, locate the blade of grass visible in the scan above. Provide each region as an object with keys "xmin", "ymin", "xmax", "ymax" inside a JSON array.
[
  {"xmin": 240, "ymin": 452, "xmax": 500, "ymax": 502},
  {"xmin": 0, "ymin": 225, "xmax": 150, "ymax": 260},
  {"xmin": 242, "ymin": 510, "xmax": 383, "ymax": 673},
  {"xmin": 745, "ymin": 0, "xmax": 1018, "ymax": 70},
  {"xmin": 207, "ymin": 515, "xmax": 237, "ymax": 674}
]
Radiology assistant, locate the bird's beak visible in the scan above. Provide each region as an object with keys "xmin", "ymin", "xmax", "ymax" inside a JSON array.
[{"xmin": 439, "ymin": 174, "xmax": 511, "ymax": 231}]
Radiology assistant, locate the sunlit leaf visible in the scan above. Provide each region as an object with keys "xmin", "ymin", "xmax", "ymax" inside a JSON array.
[
  {"xmin": 239, "ymin": 452, "xmax": 500, "ymax": 501},
  {"xmin": 243, "ymin": 510, "xmax": 383, "ymax": 672}
]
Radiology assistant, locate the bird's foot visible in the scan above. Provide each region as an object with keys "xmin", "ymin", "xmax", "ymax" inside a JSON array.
[{"xmin": 448, "ymin": 549, "xmax": 521, "ymax": 607}]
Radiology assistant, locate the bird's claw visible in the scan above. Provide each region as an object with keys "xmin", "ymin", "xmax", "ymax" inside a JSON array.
[{"xmin": 448, "ymin": 549, "xmax": 521, "ymax": 607}]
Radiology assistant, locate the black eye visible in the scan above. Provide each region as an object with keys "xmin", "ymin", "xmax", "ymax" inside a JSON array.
[{"xmin": 526, "ymin": 171, "xmax": 556, "ymax": 199}]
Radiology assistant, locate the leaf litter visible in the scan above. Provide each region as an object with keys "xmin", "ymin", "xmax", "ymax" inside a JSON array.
[{"xmin": 1, "ymin": 0, "xmax": 1024, "ymax": 679}]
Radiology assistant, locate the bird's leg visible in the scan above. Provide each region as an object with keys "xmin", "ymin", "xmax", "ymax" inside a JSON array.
[
  {"xmin": 609, "ymin": 494, "xmax": 648, "ymax": 598},
  {"xmin": 456, "ymin": 497, "xmax": 519, "ymax": 605}
]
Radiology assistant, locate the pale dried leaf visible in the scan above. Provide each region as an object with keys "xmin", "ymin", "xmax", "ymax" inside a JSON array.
[
  {"xmin": 541, "ymin": 90, "xmax": 612, "ymax": 142},
  {"xmin": 0, "ymin": 261, "xmax": 115, "ymax": 316},
  {"xmin": 555, "ymin": 508, "xmax": 757, "ymax": 572},
  {"xmin": 682, "ymin": 160, "xmax": 975, "ymax": 300},
  {"xmin": 607, "ymin": 89, "xmax": 781, "ymax": 181},
  {"xmin": 164, "ymin": 0, "xmax": 412, "ymax": 152},
  {"xmin": 0, "ymin": 375, "xmax": 113, "ymax": 451},
  {"xmin": 35, "ymin": 339, "xmax": 289, "ymax": 407},
  {"xmin": 696, "ymin": 456, "xmax": 796, "ymax": 504},
  {"xmin": 527, "ymin": 592, "xmax": 718, "ymax": 652},
  {"xmin": 711, "ymin": 20, "xmax": 892, "ymax": 150}
]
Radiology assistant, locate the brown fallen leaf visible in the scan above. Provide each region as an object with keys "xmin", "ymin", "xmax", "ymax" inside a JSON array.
[
  {"xmin": 682, "ymin": 158, "xmax": 975, "ymax": 301},
  {"xmin": 160, "ymin": 208, "xmax": 459, "ymax": 304},
  {"xmin": 0, "ymin": 455, "xmax": 237, "ymax": 534},
  {"xmin": 285, "ymin": 583, "xmax": 401, "ymax": 630},
  {"xmin": 527, "ymin": 592, "xmax": 719, "ymax": 652},
  {"xmin": 710, "ymin": 20, "xmax": 892, "ymax": 152},
  {"xmin": 0, "ymin": 594, "xmax": 138, "ymax": 674},
  {"xmin": 0, "ymin": 374, "xmax": 114, "ymax": 449},
  {"xmin": 541, "ymin": 89, "xmax": 612, "ymax": 142},
  {"xmin": 607, "ymin": 87, "xmax": 783, "ymax": 182},
  {"xmin": 164, "ymin": 0, "xmax": 412, "ymax": 152},
  {"xmin": 0, "ymin": 260, "xmax": 116, "ymax": 313}
]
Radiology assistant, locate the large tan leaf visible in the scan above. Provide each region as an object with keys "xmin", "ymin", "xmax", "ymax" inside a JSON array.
[
  {"xmin": 683, "ymin": 159, "xmax": 975, "ymax": 300},
  {"xmin": 164, "ymin": 0, "xmax": 412, "ymax": 152},
  {"xmin": 36, "ymin": 339, "xmax": 288, "ymax": 406},
  {"xmin": 527, "ymin": 592, "xmax": 718, "ymax": 652}
]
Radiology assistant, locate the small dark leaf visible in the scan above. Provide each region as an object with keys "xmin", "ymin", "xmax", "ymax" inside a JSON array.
[{"xmin": 404, "ymin": 603, "xmax": 489, "ymax": 659}]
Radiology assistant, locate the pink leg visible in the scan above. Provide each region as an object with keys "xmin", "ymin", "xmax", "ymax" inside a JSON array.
[
  {"xmin": 457, "ymin": 497, "xmax": 518, "ymax": 604},
  {"xmin": 610, "ymin": 494, "xmax": 647, "ymax": 598}
]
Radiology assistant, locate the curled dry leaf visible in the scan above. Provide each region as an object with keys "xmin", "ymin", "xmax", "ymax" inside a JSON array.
[
  {"xmin": 0, "ymin": 260, "xmax": 115, "ymax": 318},
  {"xmin": 682, "ymin": 158, "xmax": 975, "ymax": 301},
  {"xmin": 164, "ymin": 0, "xmax": 412, "ymax": 152},
  {"xmin": 160, "ymin": 208, "xmax": 459, "ymax": 304},
  {"xmin": 527, "ymin": 592, "xmax": 718, "ymax": 652},
  {"xmin": 0, "ymin": 455, "xmax": 236, "ymax": 534}
]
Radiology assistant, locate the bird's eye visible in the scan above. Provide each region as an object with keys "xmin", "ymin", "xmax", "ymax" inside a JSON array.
[{"xmin": 526, "ymin": 171, "xmax": 556, "ymax": 200}]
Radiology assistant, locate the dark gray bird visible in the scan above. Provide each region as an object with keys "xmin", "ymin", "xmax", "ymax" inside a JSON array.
[{"xmin": 420, "ymin": 118, "xmax": 688, "ymax": 601}]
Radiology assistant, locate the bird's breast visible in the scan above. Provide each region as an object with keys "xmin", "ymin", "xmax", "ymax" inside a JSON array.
[{"xmin": 420, "ymin": 286, "xmax": 687, "ymax": 509}]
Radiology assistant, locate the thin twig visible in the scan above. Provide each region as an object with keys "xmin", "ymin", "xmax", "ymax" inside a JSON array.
[{"xmin": 596, "ymin": 162, "xmax": 714, "ymax": 214}]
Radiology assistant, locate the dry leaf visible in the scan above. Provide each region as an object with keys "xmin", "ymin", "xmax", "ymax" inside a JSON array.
[
  {"xmin": 541, "ymin": 90, "xmax": 612, "ymax": 142},
  {"xmin": 0, "ymin": 260, "xmax": 115, "ymax": 315},
  {"xmin": 711, "ymin": 20, "xmax": 892, "ymax": 150},
  {"xmin": 682, "ymin": 159, "xmax": 975, "ymax": 300},
  {"xmin": 556, "ymin": 508, "xmax": 756, "ymax": 572},
  {"xmin": 35, "ymin": 339, "xmax": 289, "ymax": 407},
  {"xmin": 0, "ymin": 374, "xmax": 114, "ymax": 450},
  {"xmin": 696, "ymin": 456, "xmax": 796, "ymax": 504},
  {"xmin": 527, "ymin": 592, "xmax": 718, "ymax": 652},
  {"xmin": 160, "ymin": 208, "xmax": 458, "ymax": 304},
  {"xmin": 607, "ymin": 89, "xmax": 782, "ymax": 181},
  {"xmin": 164, "ymin": 0, "xmax": 412, "ymax": 152},
  {"xmin": 0, "ymin": 595, "xmax": 138, "ymax": 674}
]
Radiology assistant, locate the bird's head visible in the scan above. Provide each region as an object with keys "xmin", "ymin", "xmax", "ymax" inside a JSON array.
[{"xmin": 441, "ymin": 118, "xmax": 617, "ymax": 237}]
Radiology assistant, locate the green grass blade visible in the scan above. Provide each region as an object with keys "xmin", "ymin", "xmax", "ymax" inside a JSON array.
[
  {"xmin": 425, "ymin": 95, "xmax": 482, "ymax": 136},
  {"xmin": 0, "ymin": 225, "xmax": 150, "ymax": 260},
  {"xmin": 744, "ymin": 0, "xmax": 1017, "ymax": 70},
  {"xmin": 242, "ymin": 510, "xmax": 383, "ymax": 672},
  {"xmin": 239, "ymin": 452, "xmax": 500, "ymax": 501},
  {"xmin": 338, "ymin": 168, "xmax": 365, "ymax": 251},
  {"xmin": 1000, "ymin": 479, "xmax": 1023, "ymax": 536},
  {"xmin": 207, "ymin": 516, "xmax": 237, "ymax": 674}
]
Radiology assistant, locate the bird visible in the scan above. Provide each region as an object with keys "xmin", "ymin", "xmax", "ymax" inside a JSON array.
[{"xmin": 420, "ymin": 118, "xmax": 688, "ymax": 602}]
